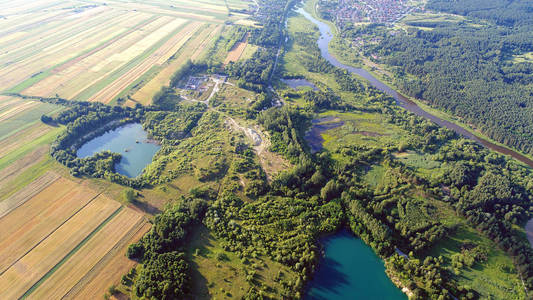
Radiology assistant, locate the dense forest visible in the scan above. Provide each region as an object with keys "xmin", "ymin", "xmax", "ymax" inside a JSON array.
[{"xmin": 358, "ymin": 0, "xmax": 533, "ymax": 155}]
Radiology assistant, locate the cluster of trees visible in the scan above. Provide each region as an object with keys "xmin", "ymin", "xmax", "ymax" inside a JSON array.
[
  {"xmin": 204, "ymin": 184, "xmax": 343, "ymax": 298},
  {"xmin": 226, "ymin": 49, "xmax": 277, "ymax": 92},
  {"xmin": 290, "ymin": 31, "xmax": 333, "ymax": 74},
  {"xmin": 450, "ymin": 243, "xmax": 488, "ymax": 274},
  {"xmin": 363, "ymin": 0, "xmax": 533, "ymax": 155},
  {"xmin": 143, "ymin": 103, "xmax": 205, "ymax": 144},
  {"xmin": 257, "ymin": 106, "xmax": 311, "ymax": 162},
  {"xmin": 302, "ymin": 89, "xmax": 341, "ymax": 112},
  {"xmin": 430, "ymin": 140, "xmax": 533, "ymax": 289},
  {"xmin": 225, "ymin": 0, "xmax": 296, "ymax": 92},
  {"xmin": 427, "ymin": 0, "xmax": 533, "ymax": 27},
  {"xmin": 230, "ymin": 143, "xmax": 269, "ymax": 198},
  {"xmin": 127, "ymin": 199, "xmax": 207, "ymax": 299},
  {"xmin": 386, "ymin": 255, "xmax": 477, "ymax": 299}
]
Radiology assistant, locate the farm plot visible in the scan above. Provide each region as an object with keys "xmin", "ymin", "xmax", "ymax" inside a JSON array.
[
  {"xmin": 0, "ymin": 194, "xmax": 121, "ymax": 299},
  {"xmin": 0, "ymin": 97, "xmax": 61, "ymax": 142},
  {"xmin": 21, "ymin": 12, "xmax": 163, "ymax": 99},
  {"xmin": 66, "ymin": 223, "xmax": 151, "ymax": 300},
  {"xmin": 81, "ymin": 17, "xmax": 195, "ymax": 103},
  {"xmin": 224, "ymin": 34, "xmax": 249, "ymax": 64},
  {"xmin": 0, "ymin": 169, "xmax": 149, "ymax": 300},
  {"xmin": 0, "ymin": 171, "xmax": 60, "ymax": 218},
  {"xmin": 0, "ymin": 123, "xmax": 53, "ymax": 159},
  {"xmin": 0, "ymin": 6, "xmax": 126, "ymax": 91},
  {"xmin": 131, "ymin": 23, "xmax": 222, "ymax": 105},
  {"xmin": 0, "ymin": 178, "xmax": 100, "ymax": 273},
  {"xmin": 0, "ymin": 0, "xmax": 252, "ymax": 104},
  {"xmin": 29, "ymin": 208, "xmax": 146, "ymax": 299}
]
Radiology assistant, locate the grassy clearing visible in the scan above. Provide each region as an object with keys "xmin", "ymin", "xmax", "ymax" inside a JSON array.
[
  {"xmin": 239, "ymin": 43, "xmax": 259, "ymax": 61},
  {"xmin": 427, "ymin": 223, "xmax": 525, "ymax": 299},
  {"xmin": 393, "ymin": 151, "xmax": 440, "ymax": 170},
  {"xmin": 186, "ymin": 225, "xmax": 298, "ymax": 299},
  {"xmin": 364, "ymin": 165, "xmax": 386, "ymax": 188},
  {"xmin": 318, "ymin": 111, "xmax": 405, "ymax": 152},
  {"xmin": 395, "ymin": 12, "xmax": 465, "ymax": 31}
]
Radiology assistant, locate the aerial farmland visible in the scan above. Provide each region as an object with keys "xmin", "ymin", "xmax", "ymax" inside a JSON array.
[
  {"xmin": 0, "ymin": 0, "xmax": 253, "ymax": 105},
  {"xmin": 0, "ymin": 0, "xmax": 256, "ymax": 298}
]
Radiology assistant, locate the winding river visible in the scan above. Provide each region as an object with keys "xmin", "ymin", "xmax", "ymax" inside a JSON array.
[{"xmin": 296, "ymin": 7, "xmax": 533, "ymax": 169}]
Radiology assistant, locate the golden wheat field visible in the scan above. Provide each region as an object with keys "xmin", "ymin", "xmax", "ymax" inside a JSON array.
[
  {"xmin": 0, "ymin": 175, "xmax": 148, "ymax": 299},
  {"xmin": 0, "ymin": 0, "xmax": 253, "ymax": 104}
]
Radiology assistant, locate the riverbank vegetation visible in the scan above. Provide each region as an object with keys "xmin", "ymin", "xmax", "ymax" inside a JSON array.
[
  {"xmin": 322, "ymin": 0, "xmax": 533, "ymax": 158},
  {"xmin": 276, "ymin": 9, "xmax": 533, "ymax": 299}
]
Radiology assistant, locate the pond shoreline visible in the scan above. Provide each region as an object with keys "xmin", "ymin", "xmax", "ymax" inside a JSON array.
[
  {"xmin": 305, "ymin": 228, "xmax": 406, "ymax": 299},
  {"xmin": 76, "ymin": 122, "xmax": 161, "ymax": 178}
]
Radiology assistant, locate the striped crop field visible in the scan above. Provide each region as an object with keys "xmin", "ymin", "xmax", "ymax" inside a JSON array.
[
  {"xmin": 131, "ymin": 23, "xmax": 223, "ymax": 105},
  {"xmin": 0, "ymin": 175, "xmax": 148, "ymax": 300},
  {"xmin": 0, "ymin": 0, "xmax": 254, "ymax": 104},
  {"xmin": 63, "ymin": 223, "xmax": 152, "ymax": 299},
  {"xmin": 0, "ymin": 96, "xmax": 61, "ymax": 142}
]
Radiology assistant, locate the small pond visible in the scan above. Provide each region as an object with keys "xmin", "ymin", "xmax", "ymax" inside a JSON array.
[
  {"xmin": 282, "ymin": 78, "xmax": 318, "ymax": 91},
  {"xmin": 76, "ymin": 123, "xmax": 160, "ymax": 178},
  {"xmin": 304, "ymin": 117, "xmax": 344, "ymax": 153},
  {"xmin": 305, "ymin": 229, "xmax": 406, "ymax": 300}
]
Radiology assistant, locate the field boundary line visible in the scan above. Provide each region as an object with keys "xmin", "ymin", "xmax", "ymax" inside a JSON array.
[
  {"xmin": 0, "ymin": 171, "xmax": 60, "ymax": 219},
  {"xmin": 20, "ymin": 205, "xmax": 124, "ymax": 299},
  {"xmin": 0, "ymin": 190, "xmax": 104, "ymax": 276},
  {"xmin": 62, "ymin": 216, "xmax": 148, "ymax": 300}
]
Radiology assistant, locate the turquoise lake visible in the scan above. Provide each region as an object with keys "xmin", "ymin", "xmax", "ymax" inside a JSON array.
[
  {"xmin": 76, "ymin": 123, "xmax": 160, "ymax": 178},
  {"xmin": 305, "ymin": 229, "xmax": 406, "ymax": 300}
]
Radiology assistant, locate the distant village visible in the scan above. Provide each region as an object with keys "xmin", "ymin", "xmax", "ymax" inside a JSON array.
[{"xmin": 318, "ymin": 0, "xmax": 422, "ymax": 28}]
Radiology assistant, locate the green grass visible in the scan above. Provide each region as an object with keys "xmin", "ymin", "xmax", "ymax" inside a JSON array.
[
  {"xmin": 316, "ymin": 110, "xmax": 405, "ymax": 152},
  {"xmin": 0, "ymin": 126, "xmax": 63, "ymax": 172},
  {"xmin": 185, "ymin": 225, "xmax": 297, "ymax": 299},
  {"xmin": 364, "ymin": 165, "xmax": 386, "ymax": 188},
  {"xmin": 393, "ymin": 151, "xmax": 441, "ymax": 170},
  {"xmin": 427, "ymin": 223, "xmax": 525, "ymax": 299},
  {"xmin": 0, "ymin": 103, "xmax": 61, "ymax": 141},
  {"xmin": 239, "ymin": 44, "xmax": 258, "ymax": 61},
  {"xmin": 396, "ymin": 12, "xmax": 465, "ymax": 31},
  {"xmin": 0, "ymin": 155, "xmax": 57, "ymax": 202}
]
